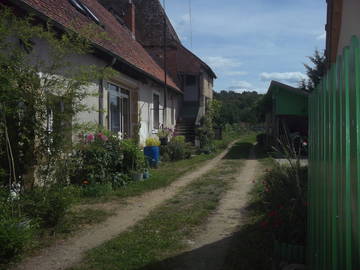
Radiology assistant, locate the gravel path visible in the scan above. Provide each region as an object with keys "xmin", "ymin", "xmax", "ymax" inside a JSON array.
[{"xmin": 13, "ymin": 142, "xmax": 238, "ymax": 270}]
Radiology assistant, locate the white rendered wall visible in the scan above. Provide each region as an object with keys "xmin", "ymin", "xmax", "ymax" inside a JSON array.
[{"xmin": 337, "ymin": 0, "xmax": 360, "ymax": 55}]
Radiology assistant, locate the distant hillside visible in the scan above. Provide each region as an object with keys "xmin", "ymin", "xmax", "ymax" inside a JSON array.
[{"xmin": 214, "ymin": 90, "xmax": 264, "ymax": 125}]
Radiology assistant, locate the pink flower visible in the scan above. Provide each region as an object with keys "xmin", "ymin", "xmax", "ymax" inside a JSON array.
[
  {"xmin": 86, "ymin": 133, "xmax": 95, "ymax": 142},
  {"xmin": 100, "ymin": 134, "xmax": 108, "ymax": 141}
]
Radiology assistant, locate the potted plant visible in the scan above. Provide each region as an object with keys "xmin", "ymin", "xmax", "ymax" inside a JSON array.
[
  {"xmin": 157, "ymin": 127, "xmax": 173, "ymax": 145},
  {"xmin": 144, "ymin": 137, "xmax": 160, "ymax": 167},
  {"xmin": 121, "ymin": 139, "xmax": 146, "ymax": 181}
]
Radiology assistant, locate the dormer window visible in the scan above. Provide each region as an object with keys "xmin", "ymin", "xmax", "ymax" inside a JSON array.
[{"xmin": 69, "ymin": 0, "xmax": 100, "ymax": 25}]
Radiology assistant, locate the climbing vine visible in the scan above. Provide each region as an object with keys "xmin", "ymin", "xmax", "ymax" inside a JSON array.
[{"xmin": 0, "ymin": 8, "xmax": 114, "ymax": 190}]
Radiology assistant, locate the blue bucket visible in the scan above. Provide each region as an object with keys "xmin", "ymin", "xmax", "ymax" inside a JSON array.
[{"xmin": 144, "ymin": 146, "xmax": 160, "ymax": 167}]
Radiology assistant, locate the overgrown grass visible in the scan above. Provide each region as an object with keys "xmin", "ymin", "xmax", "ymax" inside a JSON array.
[
  {"xmin": 223, "ymin": 143, "xmax": 307, "ymax": 269},
  {"xmin": 32, "ymin": 208, "xmax": 113, "ymax": 249},
  {"xmin": 69, "ymin": 136, "xmax": 254, "ymax": 270}
]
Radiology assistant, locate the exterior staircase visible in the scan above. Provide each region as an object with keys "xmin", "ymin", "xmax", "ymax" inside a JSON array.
[
  {"xmin": 174, "ymin": 102, "xmax": 199, "ymax": 143},
  {"xmin": 174, "ymin": 119, "xmax": 196, "ymax": 143}
]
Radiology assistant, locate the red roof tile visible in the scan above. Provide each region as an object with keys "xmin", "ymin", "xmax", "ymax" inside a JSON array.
[{"xmin": 17, "ymin": 0, "xmax": 180, "ymax": 91}]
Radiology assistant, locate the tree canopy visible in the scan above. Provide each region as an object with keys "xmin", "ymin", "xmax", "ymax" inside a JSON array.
[
  {"xmin": 300, "ymin": 49, "xmax": 326, "ymax": 91},
  {"xmin": 213, "ymin": 90, "xmax": 264, "ymax": 125}
]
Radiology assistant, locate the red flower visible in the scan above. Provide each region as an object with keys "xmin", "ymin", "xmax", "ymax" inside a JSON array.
[
  {"xmin": 86, "ymin": 133, "xmax": 94, "ymax": 142},
  {"xmin": 268, "ymin": 210, "xmax": 278, "ymax": 217},
  {"xmin": 260, "ymin": 220, "xmax": 269, "ymax": 228}
]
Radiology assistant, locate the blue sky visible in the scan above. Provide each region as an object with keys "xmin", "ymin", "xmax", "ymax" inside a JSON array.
[{"xmin": 163, "ymin": 0, "xmax": 326, "ymax": 93}]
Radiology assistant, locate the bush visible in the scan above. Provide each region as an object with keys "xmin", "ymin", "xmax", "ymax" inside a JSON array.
[
  {"xmin": 258, "ymin": 165, "xmax": 307, "ymax": 245},
  {"xmin": 71, "ymin": 133, "xmax": 126, "ymax": 187},
  {"xmin": 121, "ymin": 139, "xmax": 146, "ymax": 173},
  {"xmin": 0, "ymin": 215, "xmax": 36, "ymax": 264},
  {"xmin": 20, "ymin": 186, "xmax": 76, "ymax": 228},
  {"xmin": 145, "ymin": 137, "xmax": 160, "ymax": 147},
  {"xmin": 0, "ymin": 189, "xmax": 37, "ymax": 264},
  {"xmin": 161, "ymin": 136, "xmax": 192, "ymax": 161}
]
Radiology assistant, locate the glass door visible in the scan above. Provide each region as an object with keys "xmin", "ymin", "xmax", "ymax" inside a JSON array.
[
  {"xmin": 153, "ymin": 93, "xmax": 160, "ymax": 129},
  {"xmin": 121, "ymin": 89, "xmax": 130, "ymax": 137},
  {"xmin": 109, "ymin": 84, "xmax": 121, "ymax": 133}
]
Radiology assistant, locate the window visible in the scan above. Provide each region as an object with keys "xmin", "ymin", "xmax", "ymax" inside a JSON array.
[
  {"xmin": 171, "ymin": 95, "xmax": 175, "ymax": 125},
  {"xmin": 153, "ymin": 93, "xmax": 160, "ymax": 130},
  {"xmin": 108, "ymin": 83, "xmax": 130, "ymax": 137},
  {"xmin": 185, "ymin": 75, "xmax": 196, "ymax": 86},
  {"xmin": 69, "ymin": 0, "xmax": 100, "ymax": 25},
  {"xmin": 46, "ymin": 97, "xmax": 72, "ymax": 150}
]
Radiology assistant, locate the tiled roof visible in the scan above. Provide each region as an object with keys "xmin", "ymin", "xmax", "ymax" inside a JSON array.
[
  {"xmin": 16, "ymin": 0, "xmax": 180, "ymax": 91},
  {"xmin": 98, "ymin": 0, "xmax": 180, "ymax": 47},
  {"xmin": 98, "ymin": 0, "xmax": 216, "ymax": 80}
]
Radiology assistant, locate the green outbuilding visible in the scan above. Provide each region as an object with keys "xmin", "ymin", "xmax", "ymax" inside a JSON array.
[{"xmin": 264, "ymin": 81, "xmax": 309, "ymax": 144}]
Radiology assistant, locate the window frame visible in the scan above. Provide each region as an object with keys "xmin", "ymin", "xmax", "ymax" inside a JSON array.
[
  {"xmin": 152, "ymin": 92, "xmax": 160, "ymax": 131},
  {"xmin": 107, "ymin": 82, "xmax": 131, "ymax": 137}
]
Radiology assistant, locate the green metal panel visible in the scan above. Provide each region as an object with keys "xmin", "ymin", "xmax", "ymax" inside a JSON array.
[
  {"xmin": 308, "ymin": 35, "xmax": 360, "ymax": 270},
  {"xmin": 275, "ymin": 89, "xmax": 308, "ymax": 116}
]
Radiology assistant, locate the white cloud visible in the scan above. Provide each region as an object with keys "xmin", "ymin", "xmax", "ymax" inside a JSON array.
[
  {"xmin": 203, "ymin": 56, "xmax": 242, "ymax": 70},
  {"xmin": 224, "ymin": 71, "xmax": 248, "ymax": 76},
  {"xmin": 228, "ymin": 80, "xmax": 253, "ymax": 91},
  {"xmin": 260, "ymin": 72, "xmax": 307, "ymax": 84},
  {"xmin": 316, "ymin": 31, "xmax": 326, "ymax": 40},
  {"xmin": 180, "ymin": 13, "xmax": 191, "ymax": 24},
  {"xmin": 171, "ymin": 13, "xmax": 191, "ymax": 42}
]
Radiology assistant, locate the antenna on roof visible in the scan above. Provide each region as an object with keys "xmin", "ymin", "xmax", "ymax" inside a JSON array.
[
  {"xmin": 163, "ymin": 0, "xmax": 167, "ymax": 124},
  {"xmin": 189, "ymin": 0, "xmax": 193, "ymax": 48}
]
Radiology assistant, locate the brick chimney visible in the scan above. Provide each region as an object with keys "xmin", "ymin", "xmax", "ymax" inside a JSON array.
[{"xmin": 124, "ymin": 0, "xmax": 136, "ymax": 38}]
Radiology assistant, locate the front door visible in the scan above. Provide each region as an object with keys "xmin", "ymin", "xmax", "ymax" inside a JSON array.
[{"xmin": 153, "ymin": 93, "xmax": 160, "ymax": 130}]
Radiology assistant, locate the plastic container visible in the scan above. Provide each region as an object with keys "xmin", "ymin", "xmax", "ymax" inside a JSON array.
[{"xmin": 144, "ymin": 146, "xmax": 160, "ymax": 167}]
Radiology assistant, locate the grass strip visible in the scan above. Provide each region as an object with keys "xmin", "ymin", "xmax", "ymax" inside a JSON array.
[{"xmin": 69, "ymin": 137, "xmax": 254, "ymax": 270}]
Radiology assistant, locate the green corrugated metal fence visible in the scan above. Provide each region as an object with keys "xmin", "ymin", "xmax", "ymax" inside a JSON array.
[{"xmin": 308, "ymin": 35, "xmax": 360, "ymax": 270}]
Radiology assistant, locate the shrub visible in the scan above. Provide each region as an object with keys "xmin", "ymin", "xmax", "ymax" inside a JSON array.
[
  {"xmin": 145, "ymin": 137, "xmax": 160, "ymax": 147},
  {"xmin": 0, "ymin": 215, "xmax": 36, "ymax": 264},
  {"xmin": 20, "ymin": 186, "xmax": 76, "ymax": 228},
  {"xmin": 71, "ymin": 133, "xmax": 125, "ymax": 186},
  {"xmin": 0, "ymin": 189, "xmax": 37, "ymax": 264},
  {"xmin": 258, "ymin": 165, "xmax": 307, "ymax": 245},
  {"xmin": 121, "ymin": 139, "xmax": 146, "ymax": 173},
  {"xmin": 161, "ymin": 136, "xmax": 192, "ymax": 161},
  {"xmin": 157, "ymin": 127, "xmax": 173, "ymax": 139},
  {"xmin": 197, "ymin": 114, "xmax": 215, "ymax": 152}
]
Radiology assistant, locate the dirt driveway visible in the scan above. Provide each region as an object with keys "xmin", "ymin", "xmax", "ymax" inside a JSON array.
[{"xmin": 13, "ymin": 142, "xmax": 239, "ymax": 270}]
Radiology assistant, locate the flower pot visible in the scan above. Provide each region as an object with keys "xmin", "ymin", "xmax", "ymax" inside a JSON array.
[
  {"xmin": 143, "ymin": 170, "xmax": 150, "ymax": 179},
  {"xmin": 160, "ymin": 137, "xmax": 168, "ymax": 145},
  {"xmin": 132, "ymin": 172, "xmax": 143, "ymax": 181},
  {"xmin": 144, "ymin": 146, "xmax": 160, "ymax": 167}
]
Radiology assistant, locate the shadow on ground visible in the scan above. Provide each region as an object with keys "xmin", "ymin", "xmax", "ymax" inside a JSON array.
[
  {"xmin": 133, "ymin": 210, "xmax": 272, "ymax": 270},
  {"xmin": 134, "ymin": 141, "xmax": 274, "ymax": 270},
  {"xmin": 223, "ymin": 142, "xmax": 254, "ymax": 160}
]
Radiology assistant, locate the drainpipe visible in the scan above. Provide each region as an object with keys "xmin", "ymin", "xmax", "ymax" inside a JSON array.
[
  {"xmin": 163, "ymin": 0, "xmax": 167, "ymax": 126},
  {"xmin": 99, "ymin": 57, "xmax": 117, "ymax": 127}
]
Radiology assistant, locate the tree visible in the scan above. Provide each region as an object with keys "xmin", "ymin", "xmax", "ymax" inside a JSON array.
[
  {"xmin": 300, "ymin": 49, "xmax": 326, "ymax": 91},
  {"xmin": 213, "ymin": 90, "xmax": 264, "ymax": 125},
  {"xmin": 0, "ymin": 8, "xmax": 113, "ymax": 190}
]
